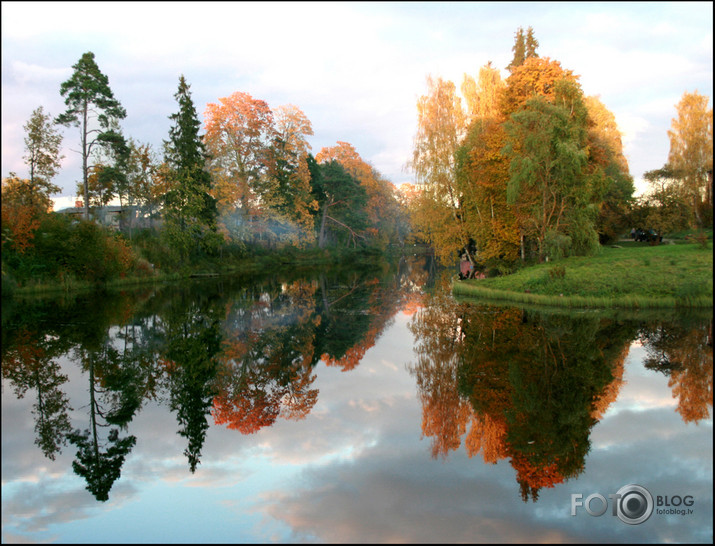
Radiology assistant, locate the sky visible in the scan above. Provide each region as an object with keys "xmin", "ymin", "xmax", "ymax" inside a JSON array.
[{"xmin": 1, "ymin": 1, "xmax": 713, "ymax": 209}]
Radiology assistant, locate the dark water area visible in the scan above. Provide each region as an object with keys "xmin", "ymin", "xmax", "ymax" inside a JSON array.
[{"xmin": 2, "ymin": 256, "xmax": 712, "ymax": 543}]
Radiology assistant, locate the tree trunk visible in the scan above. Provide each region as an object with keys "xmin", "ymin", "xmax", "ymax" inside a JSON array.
[
  {"xmin": 82, "ymin": 100, "xmax": 90, "ymax": 220},
  {"xmin": 318, "ymin": 200, "xmax": 330, "ymax": 248}
]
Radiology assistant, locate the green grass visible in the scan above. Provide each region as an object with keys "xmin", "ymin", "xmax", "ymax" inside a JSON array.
[{"xmin": 453, "ymin": 242, "xmax": 713, "ymax": 309}]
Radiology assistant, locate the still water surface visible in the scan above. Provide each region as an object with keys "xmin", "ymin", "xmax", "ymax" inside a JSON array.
[{"xmin": 2, "ymin": 257, "xmax": 712, "ymax": 543}]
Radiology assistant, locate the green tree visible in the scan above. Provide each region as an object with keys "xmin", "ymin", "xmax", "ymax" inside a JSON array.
[
  {"xmin": 23, "ymin": 106, "xmax": 63, "ymax": 208},
  {"xmin": 525, "ymin": 26, "xmax": 539, "ymax": 59},
  {"xmin": 163, "ymin": 76, "xmax": 220, "ymax": 261},
  {"xmin": 639, "ymin": 165, "xmax": 692, "ymax": 236},
  {"xmin": 507, "ymin": 26, "xmax": 539, "ymax": 73},
  {"xmin": 308, "ymin": 157, "xmax": 368, "ymax": 248},
  {"xmin": 67, "ymin": 341, "xmax": 138, "ymax": 502},
  {"xmin": 507, "ymin": 27, "xmax": 526, "ymax": 72},
  {"xmin": 56, "ymin": 52, "xmax": 127, "ymax": 220},
  {"xmin": 503, "ymin": 78, "xmax": 595, "ymax": 261}
]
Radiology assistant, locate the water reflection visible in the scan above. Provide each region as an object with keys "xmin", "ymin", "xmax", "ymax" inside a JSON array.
[
  {"xmin": 1, "ymin": 258, "xmax": 711, "ymax": 517},
  {"xmin": 408, "ymin": 293, "xmax": 713, "ymax": 502},
  {"xmin": 1, "ymin": 258, "xmax": 432, "ymax": 502}
]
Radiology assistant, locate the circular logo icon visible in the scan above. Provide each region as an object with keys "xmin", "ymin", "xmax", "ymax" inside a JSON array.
[{"xmin": 615, "ymin": 484, "xmax": 654, "ymax": 525}]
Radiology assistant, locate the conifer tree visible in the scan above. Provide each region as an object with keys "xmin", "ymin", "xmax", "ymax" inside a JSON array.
[
  {"xmin": 56, "ymin": 52, "xmax": 126, "ymax": 219},
  {"xmin": 507, "ymin": 27, "xmax": 539, "ymax": 73},
  {"xmin": 507, "ymin": 28, "xmax": 526, "ymax": 73},
  {"xmin": 525, "ymin": 26, "xmax": 539, "ymax": 59},
  {"xmin": 163, "ymin": 75, "xmax": 219, "ymax": 261}
]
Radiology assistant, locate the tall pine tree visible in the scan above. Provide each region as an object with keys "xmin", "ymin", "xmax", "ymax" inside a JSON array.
[
  {"xmin": 56, "ymin": 52, "xmax": 126, "ymax": 220},
  {"xmin": 162, "ymin": 75, "xmax": 219, "ymax": 261}
]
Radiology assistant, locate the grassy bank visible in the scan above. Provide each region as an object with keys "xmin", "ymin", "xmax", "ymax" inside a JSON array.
[
  {"xmin": 453, "ymin": 242, "xmax": 713, "ymax": 309},
  {"xmin": 2, "ymin": 245, "xmax": 391, "ymax": 298}
]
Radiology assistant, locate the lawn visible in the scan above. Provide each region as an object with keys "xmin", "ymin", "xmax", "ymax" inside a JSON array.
[{"xmin": 452, "ymin": 242, "xmax": 713, "ymax": 308}]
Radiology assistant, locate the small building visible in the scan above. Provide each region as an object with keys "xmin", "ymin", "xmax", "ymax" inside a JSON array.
[{"xmin": 56, "ymin": 203, "xmax": 159, "ymax": 231}]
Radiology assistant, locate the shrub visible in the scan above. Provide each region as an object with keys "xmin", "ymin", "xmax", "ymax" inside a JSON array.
[
  {"xmin": 544, "ymin": 230, "xmax": 572, "ymax": 261},
  {"xmin": 549, "ymin": 265, "xmax": 566, "ymax": 280},
  {"xmin": 686, "ymin": 231, "xmax": 710, "ymax": 249}
]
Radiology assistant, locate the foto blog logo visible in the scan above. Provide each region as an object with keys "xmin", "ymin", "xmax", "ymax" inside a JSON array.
[{"xmin": 571, "ymin": 484, "xmax": 654, "ymax": 525}]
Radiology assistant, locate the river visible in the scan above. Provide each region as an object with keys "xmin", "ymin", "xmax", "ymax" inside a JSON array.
[{"xmin": 1, "ymin": 255, "xmax": 712, "ymax": 543}]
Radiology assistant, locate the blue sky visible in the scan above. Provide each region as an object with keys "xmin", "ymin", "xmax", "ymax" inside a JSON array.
[{"xmin": 1, "ymin": 1, "xmax": 712, "ymax": 208}]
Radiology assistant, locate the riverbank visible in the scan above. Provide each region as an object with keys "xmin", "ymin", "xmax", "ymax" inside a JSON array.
[
  {"xmin": 452, "ymin": 242, "xmax": 713, "ymax": 308},
  {"xmin": 2, "ymin": 245, "xmax": 395, "ymax": 299}
]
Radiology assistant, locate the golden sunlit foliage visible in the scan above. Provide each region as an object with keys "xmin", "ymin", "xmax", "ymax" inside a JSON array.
[
  {"xmin": 409, "ymin": 30, "xmax": 635, "ymax": 270},
  {"xmin": 667, "ymin": 90, "xmax": 713, "ymax": 226}
]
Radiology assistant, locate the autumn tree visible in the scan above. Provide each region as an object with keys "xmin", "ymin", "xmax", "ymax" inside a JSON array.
[
  {"xmin": 408, "ymin": 75, "xmax": 472, "ymax": 265},
  {"xmin": 667, "ymin": 91, "xmax": 713, "ymax": 226},
  {"xmin": 461, "ymin": 62, "xmax": 505, "ymax": 125},
  {"xmin": 120, "ymin": 139, "xmax": 163, "ymax": 235},
  {"xmin": 1, "ymin": 176, "xmax": 45, "ymax": 254},
  {"xmin": 412, "ymin": 29, "xmax": 633, "ymax": 268},
  {"xmin": 212, "ymin": 279, "xmax": 321, "ymax": 434},
  {"xmin": 457, "ymin": 63, "xmax": 520, "ymax": 272},
  {"xmin": 584, "ymin": 95, "xmax": 635, "ymax": 243},
  {"xmin": 204, "ymin": 91, "xmax": 276, "ymax": 241},
  {"xmin": 265, "ymin": 104, "xmax": 318, "ymax": 244},
  {"xmin": 408, "ymin": 293, "xmax": 473, "ymax": 459},
  {"xmin": 56, "ymin": 51, "xmax": 127, "ymax": 220},
  {"xmin": 456, "ymin": 119, "xmax": 521, "ymax": 272},
  {"xmin": 501, "ymin": 57, "xmax": 578, "ymax": 117},
  {"xmin": 1, "ymin": 327, "xmax": 73, "ymax": 460},
  {"xmin": 163, "ymin": 75, "xmax": 220, "ymax": 261},
  {"xmin": 2, "ymin": 107, "xmax": 65, "ymax": 254}
]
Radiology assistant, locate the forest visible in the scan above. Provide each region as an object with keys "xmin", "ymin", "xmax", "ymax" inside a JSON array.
[{"xmin": 2, "ymin": 27, "xmax": 712, "ymax": 293}]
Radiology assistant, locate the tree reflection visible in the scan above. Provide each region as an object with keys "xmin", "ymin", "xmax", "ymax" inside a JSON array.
[
  {"xmin": 2, "ymin": 327, "xmax": 73, "ymax": 460},
  {"xmin": 641, "ymin": 317, "xmax": 713, "ymax": 423},
  {"xmin": 212, "ymin": 279, "xmax": 320, "ymax": 433},
  {"xmin": 68, "ymin": 343, "xmax": 137, "ymax": 501},
  {"xmin": 409, "ymin": 298, "xmax": 639, "ymax": 501},
  {"xmin": 160, "ymin": 292, "xmax": 223, "ymax": 472},
  {"xmin": 0, "ymin": 256, "xmax": 475, "ymax": 503}
]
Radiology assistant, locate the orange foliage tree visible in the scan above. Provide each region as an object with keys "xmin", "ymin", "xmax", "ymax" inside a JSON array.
[
  {"xmin": 1, "ymin": 175, "xmax": 48, "ymax": 254},
  {"xmin": 265, "ymin": 104, "xmax": 319, "ymax": 244},
  {"xmin": 204, "ymin": 91, "xmax": 276, "ymax": 241}
]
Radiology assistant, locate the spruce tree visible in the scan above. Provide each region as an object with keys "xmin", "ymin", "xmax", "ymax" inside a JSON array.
[
  {"xmin": 525, "ymin": 26, "xmax": 539, "ymax": 59},
  {"xmin": 507, "ymin": 27, "xmax": 526, "ymax": 72},
  {"xmin": 163, "ymin": 75, "xmax": 219, "ymax": 261},
  {"xmin": 507, "ymin": 27, "xmax": 539, "ymax": 73}
]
